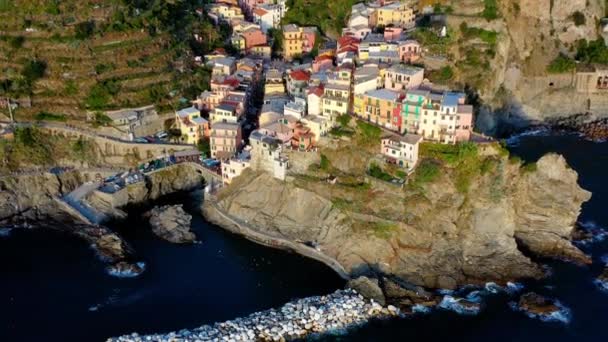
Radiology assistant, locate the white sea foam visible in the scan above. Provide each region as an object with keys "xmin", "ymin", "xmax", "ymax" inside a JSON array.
[
  {"xmin": 412, "ymin": 304, "xmax": 431, "ymax": 314},
  {"xmin": 439, "ymin": 295, "xmax": 481, "ymax": 315},
  {"xmin": 575, "ymin": 221, "xmax": 608, "ymax": 246},
  {"xmin": 106, "ymin": 262, "xmax": 146, "ymax": 278},
  {"xmin": 594, "ymin": 279, "xmax": 608, "ymax": 293},
  {"xmin": 0, "ymin": 228, "xmax": 12, "ymax": 237},
  {"xmin": 506, "ymin": 282, "xmax": 525, "ymax": 294},
  {"xmin": 505, "ymin": 128, "xmax": 550, "ymax": 146}
]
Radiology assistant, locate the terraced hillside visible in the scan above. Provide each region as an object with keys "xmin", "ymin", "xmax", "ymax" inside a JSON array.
[{"xmin": 0, "ymin": 0, "xmax": 226, "ymax": 121}]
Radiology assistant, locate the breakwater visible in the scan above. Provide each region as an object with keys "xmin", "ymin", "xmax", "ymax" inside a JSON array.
[{"xmin": 108, "ymin": 289, "xmax": 399, "ymax": 342}]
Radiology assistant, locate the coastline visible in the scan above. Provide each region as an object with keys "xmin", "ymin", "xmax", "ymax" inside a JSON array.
[{"xmin": 202, "ymin": 197, "xmax": 351, "ymax": 280}]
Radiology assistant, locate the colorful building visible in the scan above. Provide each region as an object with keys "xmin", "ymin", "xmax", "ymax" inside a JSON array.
[
  {"xmin": 354, "ymin": 88, "xmax": 404, "ymax": 131},
  {"xmin": 210, "ymin": 122, "xmax": 243, "ymax": 159},
  {"xmin": 381, "ymin": 133, "xmax": 422, "ymax": 171},
  {"xmin": 282, "ymin": 24, "xmax": 317, "ymax": 61},
  {"xmin": 384, "ymin": 64, "xmax": 424, "ymax": 91},
  {"xmin": 175, "ymin": 107, "xmax": 210, "ymax": 145}
]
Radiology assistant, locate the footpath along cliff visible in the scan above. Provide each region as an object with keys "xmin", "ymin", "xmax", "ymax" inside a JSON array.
[{"xmin": 204, "ymin": 138, "xmax": 591, "ymax": 291}]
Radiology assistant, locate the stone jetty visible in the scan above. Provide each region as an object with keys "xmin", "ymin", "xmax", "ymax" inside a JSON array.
[{"xmin": 107, "ymin": 289, "xmax": 399, "ymax": 342}]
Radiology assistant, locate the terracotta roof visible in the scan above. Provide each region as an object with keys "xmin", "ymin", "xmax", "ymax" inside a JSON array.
[
  {"xmin": 307, "ymin": 84, "xmax": 325, "ymax": 97},
  {"xmin": 289, "ymin": 69, "xmax": 311, "ymax": 82},
  {"xmin": 338, "ymin": 36, "xmax": 360, "ymax": 48},
  {"xmin": 253, "ymin": 7, "xmax": 268, "ymax": 16}
]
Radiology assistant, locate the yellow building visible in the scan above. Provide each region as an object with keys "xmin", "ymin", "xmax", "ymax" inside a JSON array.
[
  {"xmin": 264, "ymin": 69, "xmax": 285, "ymax": 95},
  {"xmin": 370, "ymin": 3, "xmax": 415, "ymax": 29},
  {"xmin": 321, "ymin": 83, "xmax": 351, "ymax": 122},
  {"xmin": 283, "ymin": 24, "xmax": 304, "ymax": 61},
  {"xmin": 175, "ymin": 107, "xmax": 209, "ymax": 145},
  {"xmin": 231, "ymin": 34, "xmax": 246, "ymax": 51}
]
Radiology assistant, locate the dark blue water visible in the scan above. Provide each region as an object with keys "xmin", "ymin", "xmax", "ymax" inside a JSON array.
[
  {"xmin": 333, "ymin": 132, "xmax": 608, "ymax": 342},
  {"xmin": 2, "ymin": 132, "xmax": 608, "ymax": 342},
  {"xmin": 0, "ymin": 197, "xmax": 344, "ymax": 342}
]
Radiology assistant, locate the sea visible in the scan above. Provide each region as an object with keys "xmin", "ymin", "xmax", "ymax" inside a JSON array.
[{"xmin": 1, "ymin": 130, "xmax": 608, "ymax": 342}]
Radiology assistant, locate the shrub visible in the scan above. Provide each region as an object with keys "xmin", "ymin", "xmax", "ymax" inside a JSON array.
[
  {"xmin": 8, "ymin": 36, "xmax": 24, "ymax": 49},
  {"xmin": 92, "ymin": 112, "xmax": 113, "ymax": 127},
  {"xmin": 34, "ymin": 112, "xmax": 67, "ymax": 122},
  {"xmin": 337, "ymin": 114, "xmax": 351, "ymax": 128},
  {"xmin": 21, "ymin": 59, "xmax": 47, "ymax": 83},
  {"xmin": 75, "ymin": 21, "xmax": 95, "ymax": 40},
  {"xmin": 575, "ymin": 39, "xmax": 608, "ymax": 65},
  {"xmin": 521, "ymin": 162, "xmax": 537, "ymax": 173},
  {"xmin": 197, "ymin": 138, "xmax": 210, "ymax": 158},
  {"xmin": 368, "ymin": 162, "xmax": 393, "ymax": 182},
  {"xmin": 571, "ymin": 11, "xmax": 586, "ymax": 26},
  {"xmin": 320, "ymin": 153, "xmax": 331, "ymax": 171},
  {"xmin": 482, "ymin": 0, "xmax": 500, "ymax": 20},
  {"xmin": 72, "ymin": 138, "xmax": 96, "ymax": 162},
  {"xmin": 547, "ymin": 54, "xmax": 576, "ymax": 73}
]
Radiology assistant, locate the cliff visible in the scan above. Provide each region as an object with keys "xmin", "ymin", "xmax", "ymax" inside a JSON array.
[{"xmin": 205, "ymin": 144, "xmax": 590, "ymax": 290}]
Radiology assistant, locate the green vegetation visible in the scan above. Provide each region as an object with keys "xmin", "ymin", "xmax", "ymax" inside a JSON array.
[
  {"xmin": 412, "ymin": 28, "xmax": 453, "ymax": 55},
  {"xmin": 571, "ymin": 11, "xmax": 586, "ymax": 26},
  {"xmin": 547, "ymin": 54, "xmax": 577, "ymax": 73},
  {"xmin": 34, "ymin": 112, "xmax": 67, "ymax": 122},
  {"xmin": 575, "ymin": 39, "xmax": 608, "ymax": 65},
  {"xmin": 482, "ymin": 0, "xmax": 500, "ymax": 20},
  {"xmin": 521, "ymin": 162, "xmax": 538, "ymax": 173},
  {"xmin": 282, "ymin": 0, "xmax": 357, "ymax": 35},
  {"xmin": 371, "ymin": 221, "xmax": 399, "ymax": 239},
  {"xmin": 420, "ymin": 142, "xmax": 485, "ymax": 193},
  {"xmin": 74, "ymin": 21, "xmax": 96, "ymax": 40},
  {"xmin": 337, "ymin": 114, "xmax": 351, "ymax": 128},
  {"xmin": 320, "ymin": 154, "xmax": 331, "ymax": 171},
  {"xmin": 91, "ymin": 112, "xmax": 113, "ymax": 127},
  {"xmin": 197, "ymin": 138, "xmax": 210, "ymax": 158},
  {"xmin": 7, "ymin": 35, "xmax": 25, "ymax": 49},
  {"xmin": 356, "ymin": 121, "xmax": 382, "ymax": 144},
  {"xmin": 21, "ymin": 59, "xmax": 47, "ymax": 85},
  {"xmin": 460, "ymin": 23, "xmax": 498, "ymax": 46},
  {"xmin": 71, "ymin": 137, "xmax": 96, "ymax": 162},
  {"xmin": 428, "ymin": 66, "xmax": 454, "ymax": 83},
  {"xmin": 368, "ymin": 162, "xmax": 393, "ymax": 182},
  {"xmin": 411, "ymin": 159, "xmax": 441, "ymax": 185},
  {"xmin": 95, "ymin": 63, "xmax": 116, "ymax": 75},
  {"xmin": 64, "ymin": 80, "xmax": 78, "ymax": 96},
  {"xmin": 86, "ymin": 80, "xmax": 121, "ymax": 109}
]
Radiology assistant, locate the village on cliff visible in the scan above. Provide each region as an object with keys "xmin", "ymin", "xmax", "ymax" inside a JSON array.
[{"xmin": 167, "ymin": 0, "xmax": 479, "ymax": 187}]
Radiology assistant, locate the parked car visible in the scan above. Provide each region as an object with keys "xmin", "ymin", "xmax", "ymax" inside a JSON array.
[
  {"xmin": 155, "ymin": 131, "xmax": 168, "ymax": 139},
  {"xmin": 144, "ymin": 136, "xmax": 156, "ymax": 143},
  {"xmin": 134, "ymin": 137, "xmax": 148, "ymax": 143}
]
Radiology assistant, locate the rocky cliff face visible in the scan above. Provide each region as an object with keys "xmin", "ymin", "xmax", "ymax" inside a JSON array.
[
  {"xmin": 442, "ymin": 0, "xmax": 607, "ymax": 132},
  {"xmin": 0, "ymin": 171, "xmax": 82, "ymax": 223},
  {"xmin": 209, "ymin": 152, "xmax": 590, "ymax": 290}
]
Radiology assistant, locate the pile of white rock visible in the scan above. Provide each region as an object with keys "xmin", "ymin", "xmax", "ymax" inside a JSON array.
[{"xmin": 107, "ymin": 289, "xmax": 400, "ymax": 342}]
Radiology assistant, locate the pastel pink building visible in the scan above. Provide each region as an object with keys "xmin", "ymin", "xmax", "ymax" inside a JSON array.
[
  {"xmin": 384, "ymin": 27, "xmax": 403, "ymax": 42},
  {"xmin": 242, "ymin": 28, "xmax": 267, "ymax": 49},
  {"xmin": 302, "ymin": 27, "xmax": 317, "ymax": 54},
  {"xmin": 399, "ymin": 40, "xmax": 421, "ymax": 63},
  {"xmin": 455, "ymin": 105, "xmax": 474, "ymax": 142}
]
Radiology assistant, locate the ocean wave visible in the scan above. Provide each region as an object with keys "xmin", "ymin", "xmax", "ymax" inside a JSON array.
[
  {"xmin": 594, "ymin": 279, "xmax": 608, "ymax": 293},
  {"xmin": 574, "ymin": 221, "xmax": 608, "ymax": 246},
  {"xmin": 412, "ymin": 304, "xmax": 432, "ymax": 314},
  {"xmin": 439, "ymin": 295, "xmax": 481, "ymax": 315},
  {"xmin": 509, "ymin": 299, "xmax": 572, "ymax": 324},
  {"xmin": 505, "ymin": 128, "xmax": 551, "ymax": 146},
  {"xmin": 0, "ymin": 228, "xmax": 12, "ymax": 237}
]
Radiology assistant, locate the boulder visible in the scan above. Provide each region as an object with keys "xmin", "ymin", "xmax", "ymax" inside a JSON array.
[
  {"xmin": 145, "ymin": 205, "xmax": 196, "ymax": 244},
  {"xmin": 517, "ymin": 292, "xmax": 560, "ymax": 316},
  {"xmin": 346, "ymin": 276, "xmax": 385, "ymax": 306},
  {"xmin": 96, "ymin": 233, "xmax": 126, "ymax": 261}
]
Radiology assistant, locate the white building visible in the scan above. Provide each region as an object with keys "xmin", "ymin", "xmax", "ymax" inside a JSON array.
[
  {"xmin": 249, "ymin": 130, "xmax": 289, "ymax": 181},
  {"xmin": 221, "ymin": 147, "xmax": 251, "ymax": 185},
  {"xmin": 381, "ymin": 134, "xmax": 422, "ymax": 172}
]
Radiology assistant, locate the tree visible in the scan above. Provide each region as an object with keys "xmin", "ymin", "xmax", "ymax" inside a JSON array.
[
  {"xmin": 75, "ymin": 21, "xmax": 95, "ymax": 40},
  {"xmin": 197, "ymin": 137, "xmax": 210, "ymax": 158}
]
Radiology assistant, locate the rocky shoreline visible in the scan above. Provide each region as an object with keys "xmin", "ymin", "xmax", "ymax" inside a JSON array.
[{"xmin": 107, "ymin": 289, "xmax": 399, "ymax": 342}]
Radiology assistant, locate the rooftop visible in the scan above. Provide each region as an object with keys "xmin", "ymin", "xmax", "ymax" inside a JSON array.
[
  {"xmin": 383, "ymin": 133, "xmax": 423, "ymax": 145},
  {"xmin": 366, "ymin": 88, "xmax": 401, "ymax": 101},
  {"xmin": 176, "ymin": 107, "xmax": 200, "ymax": 118},
  {"xmin": 387, "ymin": 64, "xmax": 424, "ymax": 75}
]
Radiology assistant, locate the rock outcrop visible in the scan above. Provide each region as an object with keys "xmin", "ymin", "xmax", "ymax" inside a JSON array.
[
  {"xmin": 206, "ymin": 150, "xmax": 590, "ymax": 291},
  {"xmin": 145, "ymin": 205, "xmax": 196, "ymax": 244}
]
